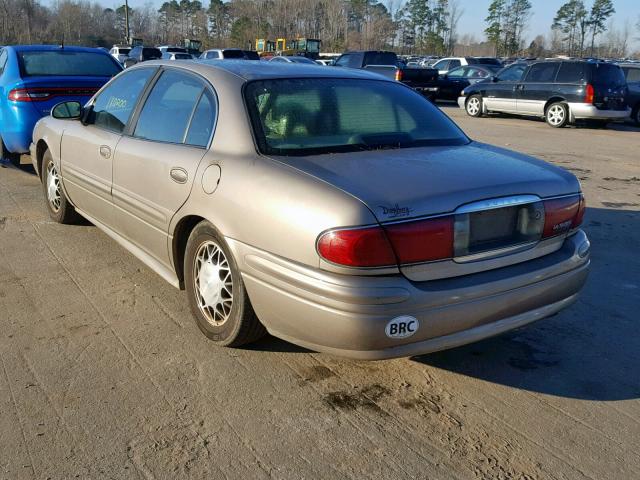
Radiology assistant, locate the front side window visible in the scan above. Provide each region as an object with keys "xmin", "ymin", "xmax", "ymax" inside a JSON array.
[
  {"xmin": 133, "ymin": 70, "xmax": 207, "ymax": 144},
  {"xmin": 497, "ymin": 64, "xmax": 527, "ymax": 82},
  {"xmin": 524, "ymin": 62, "xmax": 560, "ymax": 83},
  {"xmin": 92, "ymin": 68, "xmax": 156, "ymax": 133},
  {"xmin": 448, "ymin": 59, "xmax": 461, "ymax": 69},
  {"xmin": 245, "ymin": 78, "xmax": 469, "ymax": 156},
  {"xmin": 433, "ymin": 59, "xmax": 449, "ymax": 70},
  {"xmin": 18, "ymin": 50, "xmax": 121, "ymax": 77}
]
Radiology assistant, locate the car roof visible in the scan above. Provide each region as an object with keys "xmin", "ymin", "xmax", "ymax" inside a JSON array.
[{"xmin": 183, "ymin": 59, "xmax": 391, "ymax": 81}]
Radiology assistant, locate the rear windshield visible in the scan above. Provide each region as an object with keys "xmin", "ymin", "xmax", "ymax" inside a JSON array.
[
  {"xmin": 243, "ymin": 50, "xmax": 260, "ymax": 60},
  {"xmin": 591, "ymin": 63, "xmax": 626, "ymax": 86},
  {"xmin": 19, "ymin": 51, "xmax": 121, "ymax": 77},
  {"xmin": 173, "ymin": 53, "xmax": 192, "ymax": 59},
  {"xmin": 245, "ymin": 78, "xmax": 469, "ymax": 156},
  {"xmin": 143, "ymin": 48, "xmax": 162, "ymax": 59},
  {"xmin": 363, "ymin": 52, "xmax": 397, "ymax": 66},
  {"xmin": 223, "ymin": 50, "xmax": 245, "ymax": 59},
  {"xmin": 117, "ymin": 48, "xmax": 131, "ymax": 55},
  {"xmin": 166, "ymin": 47, "xmax": 186, "ymax": 53}
]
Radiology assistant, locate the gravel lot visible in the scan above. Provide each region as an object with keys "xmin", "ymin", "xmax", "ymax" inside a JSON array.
[{"xmin": 1, "ymin": 107, "xmax": 638, "ymax": 480}]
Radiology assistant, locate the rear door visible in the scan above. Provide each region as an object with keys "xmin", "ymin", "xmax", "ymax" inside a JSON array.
[
  {"xmin": 516, "ymin": 62, "xmax": 560, "ymax": 115},
  {"xmin": 60, "ymin": 67, "xmax": 156, "ymax": 228},
  {"xmin": 111, "ymin": 68, "xmax": 217, "ymax": 265}
]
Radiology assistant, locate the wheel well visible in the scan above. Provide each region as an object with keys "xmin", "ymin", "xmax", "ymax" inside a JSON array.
[
  {"xmin": 172, "ymin": 215, "xmax": 205, "ymax": 289},
  {"xmin": 544, "ymin": 97, "xmax": 566, "ymax": 114},
  {"xmin": 35, "ymin": 140, "xmax": 49, "ymax": 179}
]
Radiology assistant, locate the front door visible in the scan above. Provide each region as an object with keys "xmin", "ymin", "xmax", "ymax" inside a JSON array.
[
  {"xmin": 111, "ymin": 68, "xmax": 217, "ymax": 266},
  {"xmin": 482, "ymin": 63, "xmax": 528, "ymax": 113},
  {"xmin": 60, "ymin": 67, "xmax": 157, "ymax": 227}
]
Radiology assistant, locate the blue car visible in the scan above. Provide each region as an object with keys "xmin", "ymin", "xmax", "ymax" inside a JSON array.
[{"xmin": 0, "ymin": 45, "xmax": 122, "ymax": 165}]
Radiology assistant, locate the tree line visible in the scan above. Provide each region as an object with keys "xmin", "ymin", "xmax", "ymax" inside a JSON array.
[{"xmin": 0, "ymin": 0, "xmax": 636, "ymax": 57}]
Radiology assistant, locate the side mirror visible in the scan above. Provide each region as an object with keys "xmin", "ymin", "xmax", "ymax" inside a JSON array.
[
  {"xmin": 51, "ymin": 101, "xmax": 82, "ymax": 120},
  {"xmin": 124, "ymin": 58, "xmax": 138, "ymax": 68},
  {"xmin": 491, "ymin": 76, "xmax": 499, "ymax": 83}
]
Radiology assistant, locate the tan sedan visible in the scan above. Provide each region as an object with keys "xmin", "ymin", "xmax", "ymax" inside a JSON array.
[{"xmin": 30, "ymin": 61, "xmax": 590, "ymax": 359}]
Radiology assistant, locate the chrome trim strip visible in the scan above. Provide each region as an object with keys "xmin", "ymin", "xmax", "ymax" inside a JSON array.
[
  {"xmin": 453, "ymin": 240, "xmax": 538, "ymax": 263},
  {"xmin": 455, "ymin": 195, "xmax": 541, "ymax": 214}
]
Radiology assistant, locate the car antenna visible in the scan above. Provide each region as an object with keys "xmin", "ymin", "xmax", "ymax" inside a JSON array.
[{"xmin": 60, "ymin": 33, "xmax": 64, "ymax": 49}]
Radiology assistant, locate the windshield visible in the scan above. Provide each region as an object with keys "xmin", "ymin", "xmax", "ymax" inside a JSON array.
[
  {"xmin": 245, "ymin": 78, "xmax": 469, "ymax": 156},
  {"xmin": 19, "ymin": 51, "xmax": 121, "ymax": 77}
]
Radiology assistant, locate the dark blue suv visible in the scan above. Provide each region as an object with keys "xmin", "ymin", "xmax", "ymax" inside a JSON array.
[{"xmin": 0, "ymin": 45, "xmax": 121, "ymax": 165}]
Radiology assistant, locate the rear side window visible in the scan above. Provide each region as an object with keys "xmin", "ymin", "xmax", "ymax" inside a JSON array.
[
  {"xmin": 0, "ymin": 49, "xmax": 7, "ymax": 76},
  {"xmin": 92, "ymin": 68, "xmax": 155, "ymax": 133},
  {"xmin": 591, "ymin": 64, "xmax": 626, "ymax": 87},
  {"xmin": 185, "ymin": 90, "xmax": 217, "ymax": 147},
  {"xmin": 448, "ymin": 59, "xmax": 461, "ymax": 69},
  {"xmin": 134, "ymin": 70, "xmax": 206, "ymax": 144},
  {"xmin": 206, "ymin": 51, "xmax": 219, "ymax": 59},
  {"xmin": 524, "ymin": 63, "xmax": 560, "ymax": 83},
  {"xmin": 18, "ymin": 51, "xmax": 121, "ymax": 77},
  {"xmin": 556, "ymin": 62, "xmax": 587, "ymax": 83},
  {"xmin": 222, "ymin": 50, "xmax": 245, "ymax": 59},
  {"xmin": 624, "ymin": 67, "xmax": 640, "ymax": 83}
]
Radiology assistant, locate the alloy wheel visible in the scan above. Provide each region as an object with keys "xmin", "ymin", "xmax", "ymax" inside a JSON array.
[
  {"xmin": 547, "ymin": 105, "xmax": 565, "ymax": 126},
  {"xmin": 467, "ymin": 97, "xmax": 480, "ymax": 116},
  {"xmin": 46, "ymin": 161, "xmax": 62, "ymax": 212},
  {"xmin": 193, "ymin": 240, "xmax": 233, "ymax": 327}
]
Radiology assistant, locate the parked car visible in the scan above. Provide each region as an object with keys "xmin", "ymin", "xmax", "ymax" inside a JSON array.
[
  {"xmin": 333, "ymin": 50, "xmax": 440, "ymax": 98},
  {"xmin": 432, "ymin": 57, "xmax": 503, "ymax": 75},
  {"xmin": 158, "ymin": 46, "xmax": 188, "ymax": 55},
  {"xmin": 243, "ymin": 50, "xmax": 260, "ymax": 60},
  {"xmin": 435, "ymin": 64, "xmax": 503, "ymax": 101},
  {"xmin": 199, "ymin": 48, "xmax": 246, "ymax": 60},
  {"xmin": 109, "ymin": 45, "xmax": 131, "ymax": 64},
  {"xmin": 30, "ymin": 61, "xmax": 589, "ymax": 359},
  {"xmin": 618, "ymin": 63, "xmax": 640, "ymax": 125},
  {"xmin": 124, "ymin": 46, "xmax": 162, "ymax": 68},
  {"xmin": 0, "ymin": 45, "xmax": 122, "ymax": 165},
  {"xmin": 162, "ymin": 52, "xmax": 194, "ymax": 60},
  {"xmin": 269, "ymin": 55, "xmax": 318, "ymax": 64},
  {"xmin": 459, "ymin": 60, "xmax": 630, "ymax": 128}
]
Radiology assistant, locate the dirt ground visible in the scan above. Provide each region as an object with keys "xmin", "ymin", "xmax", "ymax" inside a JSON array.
[{"xmin": 1, "ymin": 107, "xmax": 638, "ymax": 480}]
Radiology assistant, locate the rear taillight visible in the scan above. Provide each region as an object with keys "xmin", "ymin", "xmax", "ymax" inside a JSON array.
[
  {"xmin": 384, "ymin": 217, "xmax": 453, "ymax": 264},
  {"xmin": 317, "ymin": 216, "xmax": 454, "ymax": 268},
  {"xmin": 584, "ymin": 84, "xmax": 594, "ymax": 104},
  {"xmin": 395, "ymin": 69, "xmax": 403, "ymax": 81},
  {"xmin": 8, "ymin": 87, "xmax": 99, "ymax": 102},
  {"xmin": 317, "ymin": 226, "xmax": 396, "ymax": 267},
  {"xmin": 542, "ymin": 194, "xmax": 585, "ymax": 238}
]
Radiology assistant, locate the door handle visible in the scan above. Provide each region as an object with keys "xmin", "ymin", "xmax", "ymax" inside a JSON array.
[
  {"xmin": 170, "ymin": 167, "xmax": 188, "ymax": 184},
  {"xmin": 99, "ymin": 145, "xmax": 111, "ymax": 159}
]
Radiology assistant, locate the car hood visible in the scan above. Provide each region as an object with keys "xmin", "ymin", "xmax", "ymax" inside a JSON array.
[{"xmin": 271, "ymin": 142, "xmax": 580, "ymax": 223}]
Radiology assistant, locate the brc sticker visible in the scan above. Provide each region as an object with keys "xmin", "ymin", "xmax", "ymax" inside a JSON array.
[{"xmin": 385, "ymin": 316, "xmax": 419, "ymax": 339}]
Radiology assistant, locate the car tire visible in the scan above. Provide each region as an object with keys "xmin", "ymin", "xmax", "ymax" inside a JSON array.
[
  {"xmin": 184, "ymin": 221, "xmax": 266, "ymax": 347},
  {"xmin": 545, "ymin": 102, "xmax": 569, "ymax": 128},
  {"xmin": 42, "ymin": 149, "xmax": 82, "ymax": 224},
  {"xmin": 465, "ymin": 95, "xmax": 483, "ymax": 117},
  {"xmin": 632, "ymin": 105, "xmax": 640, "ymax": 126},
  {"xmin": 0, "ymin": 137, "xmax": 21, "ymax": 167}
]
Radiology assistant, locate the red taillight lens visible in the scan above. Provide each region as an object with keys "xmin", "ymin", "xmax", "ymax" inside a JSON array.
[
  {"xmin": 8, "ymin": 87, "xmax": 99, "ymax": 102},
  {"xmin": 317, "ymin": 216, "xmax": 454, "ymax": 268},
  {"xmin": 317, "ymin": 226, "xmax": 396, "ymax": 267},
  {"xmin": 542, "ymin": 194, "xmax": 584, "ymax": 238},
  {"xmin": 395, "ymin": 69, "xmax": 403, "ymax": 81},
  {"xmin": 384, "ymin": 217, "xmax": 454, "ymax": 264},
  {"xmin": 584, "ymin": 84, "xmax": 594, "ymax": 104}
]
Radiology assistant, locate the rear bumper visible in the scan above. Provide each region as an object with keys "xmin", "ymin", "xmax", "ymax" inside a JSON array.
[
  {"xmin": 230, "ymin": 230, "xmax": 590, "ymax": 360},
  {"xmin": 568, "ymin": 103, "xmax": 631, "ymax": 120}
]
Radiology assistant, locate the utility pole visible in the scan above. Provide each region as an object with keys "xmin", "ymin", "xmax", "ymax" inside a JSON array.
[{"xmin": 124, "ymin": 0, "xmax": 130, "ymax": 44}]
